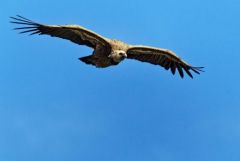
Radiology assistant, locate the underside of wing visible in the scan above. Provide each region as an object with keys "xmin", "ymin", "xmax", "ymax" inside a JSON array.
[
  {"xmin": 10, "ymin": 15, "xmax": 111, "ymax": 50},
  {"xmin": 127, "ymin": 46, "xmax": 204, "ymax": 78}
]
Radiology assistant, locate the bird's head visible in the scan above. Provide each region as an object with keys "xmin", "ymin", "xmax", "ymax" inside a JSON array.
[{"xmin": 109, "ymin": 50, "xmax": 127, "ymax": 63}]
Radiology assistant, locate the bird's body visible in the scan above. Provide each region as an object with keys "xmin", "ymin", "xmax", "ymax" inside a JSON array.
[
  {"xmin": 10, "ymin": 15, "xmax": 203, "ymax": 78},
  {"xmin": 82, "ymin": 39, "xmax": 130, "ymax": 67}
]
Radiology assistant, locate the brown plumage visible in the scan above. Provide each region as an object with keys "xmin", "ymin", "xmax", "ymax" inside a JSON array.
[{"xmin": 10, "ymin": 15, "xmax": 204, "ymax": 78}]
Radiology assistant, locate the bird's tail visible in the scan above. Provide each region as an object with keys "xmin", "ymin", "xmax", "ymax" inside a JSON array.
[{"xmin": 79, "ymin": 55, "xmax": 96, "ymax": 66}]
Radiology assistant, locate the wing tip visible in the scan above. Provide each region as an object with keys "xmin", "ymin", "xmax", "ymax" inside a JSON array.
[
  {"xmin": 175, "ymin": 64, "xmax": 204, "ymax": 79},
  {"xmin": 10, "ymin": 15, "xmax": 42, "ymax": 35},
  {"xmin": 10, "ymin": 15, "xmax": 40, "ymax": 26},
  {"xmin": 190, "ymin": 66, "xmax": 205, "ymax": 74}
]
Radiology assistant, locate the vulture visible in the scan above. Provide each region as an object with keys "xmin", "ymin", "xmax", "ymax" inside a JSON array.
[{"xmin": 10, "ymin": 15, "xmax": 204, "ymax": 78}]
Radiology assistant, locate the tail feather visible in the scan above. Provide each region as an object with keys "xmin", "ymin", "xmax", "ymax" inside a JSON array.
[
  {"xmin": 79, "ymin": 55, "xmax": 112, "ymax": 68},
  {"xmin": 79, "ymin": 55, "xmax": 96, "ymax": 66}
]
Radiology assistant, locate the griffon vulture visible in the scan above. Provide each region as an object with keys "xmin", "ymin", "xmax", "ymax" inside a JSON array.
[{"xmin": 10, "ymin": 15, "xmax": 203, "ymax": 78}]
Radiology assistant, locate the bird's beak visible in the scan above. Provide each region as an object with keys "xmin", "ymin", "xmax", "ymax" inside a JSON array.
[{"xmin": 123, "ymin": 53, "xmax": 127, "ymax": 58}]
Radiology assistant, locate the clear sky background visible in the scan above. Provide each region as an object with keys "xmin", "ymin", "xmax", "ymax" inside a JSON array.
[{"xmin": 1, "ymin": 0, "xmax": 240, "ymax": 161}]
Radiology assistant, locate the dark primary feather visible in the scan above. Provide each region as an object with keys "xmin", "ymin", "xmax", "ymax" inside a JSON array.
[
  {"xmin": 10, "ymin": 15, "xmax": 111, "ymax": 49},
  {"xmin": 127, "ymin": 46, "xmax": 204, "ymax": 78}
]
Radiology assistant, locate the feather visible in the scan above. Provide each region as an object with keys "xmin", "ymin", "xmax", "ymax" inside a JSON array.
[
  {"xmin": 19, "ymin": 29, "xmax": 39, "ymax": 34},
  {"xmin": 182, "ymin": 65, "xmax": 193, "ymax": 78},
  {"xmin": 175, "ymin": 63, "xmax": 184, "ymax": 78},
  {"xmin": 164, "ymin": 61, "xmax": 171, "ymax": 70},
  {"xmin": 170, "ymin": 62, "xmax": 176, "ymax": 75}
]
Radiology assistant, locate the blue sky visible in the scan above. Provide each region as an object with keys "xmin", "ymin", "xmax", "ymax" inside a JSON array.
[{"xmin": 1, "ymin": 0, "xmax": 240, "ymax": 161}]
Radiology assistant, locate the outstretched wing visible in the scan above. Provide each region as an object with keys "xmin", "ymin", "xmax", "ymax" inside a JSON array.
[
  {"xmin": 127, "ymin": 46, "xmax": 204, "ymax": 78},
  {"xmin": 10, "ymin": 15, "xmax": 111, "ymax": 49}
]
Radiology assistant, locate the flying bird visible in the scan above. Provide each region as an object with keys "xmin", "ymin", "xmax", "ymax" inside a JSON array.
[{"xmin": 10, "ymin": 15, "xmax": 203, "ymax": 78}]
